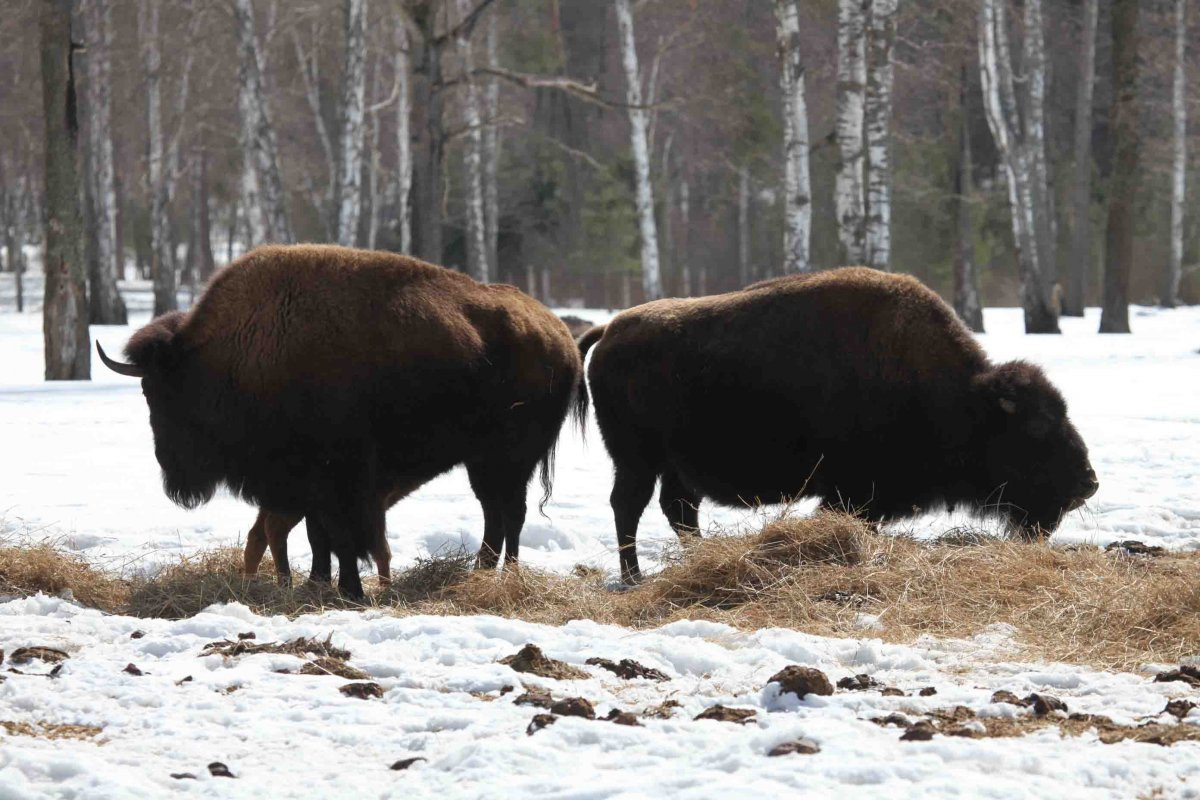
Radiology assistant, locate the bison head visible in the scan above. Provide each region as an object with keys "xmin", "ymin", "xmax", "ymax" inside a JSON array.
[
  {"xmin": 96, "ymin": 311, "xmax": 223, "ymax": 509},
  {"xmin": 972, "ymin": 361, "xmax": 1098, "ymax": 537}
]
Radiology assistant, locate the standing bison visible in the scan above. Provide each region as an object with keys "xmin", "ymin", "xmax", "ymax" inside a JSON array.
[
  {"xmin": 98, "ymin": 244, "xmax": 582, "ymax": 598},
  {"xmin": 578, "ymin": 268, "xmax": 1098, "ymax": 582}
]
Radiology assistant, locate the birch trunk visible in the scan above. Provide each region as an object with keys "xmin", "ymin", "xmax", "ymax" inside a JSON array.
[
  {"xmin": 367, "ymin": 65, "xmax": 383, "ymax": 250},
  {"xmin": 615, "ymin": 0, "xmax": 662, "ymax": 300},
  {"xmin": 863, "ymin": 0, "xmax": 895, "ymax": 271},
  {"xmin": 737, "ymin": 165, "xmax": 750, "ymax": 285},
  {"xmin": 233, "ymin": 0, "xmax": 291, "ymax": 244},
  {"xmin": 140, "ymin": 0, "xmax": 175, "ymax": 315},
  {"xmin": 83, "ymin": 0, "xmax": 125, "ymax": 324},
  {"xmin": 1064, "ymin": 0, "xmax": 1098, "ymax": 316},
  {"xmin": 775, "ymin": 0, "xmax": 811, "ymax": 274},
  {"xmin": 979, "ymin": 0, "xmax": 1059, "ymax": 333},
  {"xmin": 40, "ymin": 0, "xmax": 90, "ymax": 379},
  {"xmin": 1023, "ymin": 0, "xmax": 1056, "ymax": 286},
  {"xmin": 953, "ymin": 64, "xmax": 984, "ymax": 333},
  {"xmin": 395, "ymin": 18, "xmax": 413, "ymax": 253},
  {"xmin": 1100, "ymin": 0, "xmax": 1138, "ymax": 333},
  {"xmin": 336, "ymin": 0, "xmax": 368, "ymax": 247},
  {"xmin": 456, "ymin": 0, "xmax": 488, "ymax": 281},
  {"xmin": 483, "ymin": 11, "xmax": 500, "ymax": 278},
  {"xmin": 1164, "ymin": 0, "xmax": 1187, "ymax": 308},
  {"xmin": 186, "ymin": 150, "xmax": 215, "ymax": 285},
  {"xmin": 835, "ymin": 0, "xmax": 866, "ymax": 265}
]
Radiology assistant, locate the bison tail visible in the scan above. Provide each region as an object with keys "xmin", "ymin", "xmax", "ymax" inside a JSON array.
[{"xmin": 572, "ymin": 325, "xmax": 606, "ymax": 434}]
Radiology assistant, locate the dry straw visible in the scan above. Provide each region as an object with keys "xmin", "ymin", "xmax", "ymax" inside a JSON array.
[{"xmin": 3, "ymin": 511, "xmax": 1198, "ymax": 670}]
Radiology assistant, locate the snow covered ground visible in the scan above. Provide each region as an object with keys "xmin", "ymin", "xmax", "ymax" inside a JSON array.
[{"xmin": 2, "ymin": 297, "xmax": 1199, "ymax": 797}]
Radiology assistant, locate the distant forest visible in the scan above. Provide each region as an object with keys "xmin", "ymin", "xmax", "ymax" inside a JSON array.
[{"xmin": 3, "ymin": 0, "xmax": 1197, "ymax": 330}]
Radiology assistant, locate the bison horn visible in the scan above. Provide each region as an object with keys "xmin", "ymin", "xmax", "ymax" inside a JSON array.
[{"xmin": 95, "ymin": 341, "xmax": 145, "ymax": 378}]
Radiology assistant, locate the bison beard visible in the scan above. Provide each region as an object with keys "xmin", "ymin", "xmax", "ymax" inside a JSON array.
[
  {"xmin": 579, "ymin": 268, "xmax": 1099, "ymax": 583},
  {"xmin": 98, "ymin": 245, "xmax": 582, "ymax": 598}
]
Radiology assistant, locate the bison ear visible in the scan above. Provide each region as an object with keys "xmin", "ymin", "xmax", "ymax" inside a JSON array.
[
  {"xmin": 998, "ymin": 397, "xmax": 1018, "ymax": 415},
  {"xmin": 123, "ymin": 311, "xmax": 186, "ymax": 372}
]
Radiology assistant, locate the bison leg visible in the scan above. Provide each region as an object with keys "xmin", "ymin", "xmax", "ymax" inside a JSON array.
[
  {"xmin": 611, "ymin": 464, "xmax": 657, "ymax": 584},
  {"xmin": 264, "ymin": 511, "xmax": 302, "ymax": 585},
  {"xmin": 659, "ymin": 468, "xmax": 701, "ymax": 538},
  {"xmin": 243, "ymin": 511, "xmax": 270, "ymax": 576},
  {"xmin": 305, "ymin": 516, "xmax": 333, "ymax": 586},
  {"xmin": 372, "ymin": 534, "xmax": 392, "ymax": 585},
  {"xmin": 468, "ymin": 463, "xmax": 533, "ymax": 569}
]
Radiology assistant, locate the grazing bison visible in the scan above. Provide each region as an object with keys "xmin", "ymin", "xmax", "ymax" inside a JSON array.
[
  {"xmin": 578, "ymin": 268, "xmax": 1098, "ymax": 582},
  {"xmin": 98, "ymin": 244, "xmax": 582, "ymax": 598}
]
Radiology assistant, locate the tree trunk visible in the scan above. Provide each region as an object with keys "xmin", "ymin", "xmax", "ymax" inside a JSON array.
[
  {"xmin": 82, "ymin": 0, "xmax": 126, "ymax": 324},
  {"xmin": 953, "ymin": 64, "xmax": 984, "ymax": 333},
  {"xmin": 679, "ymin": 173, "xmax": 691, "ymax": 295},
  {"xmin": 1064, "ymin": 0, "xmax": 1098, "ymax": 317},
  {"xmin": 188, "ymin": 150, "xmax": 215, "ymax": 285},
  {"xmin": 1164, "ymin": 0, "xmax": 1187, "ymax": 308},
  {"xmin": 776, "ymin": 0, "xmax": 811, "ymax": 274},
  {"xmin": 483, "ymin": 10, "xmax": 500, "ymax": 279},
  {"xmin": 456, "ymin": 0, "xmax": 488, "ymax": 281},
  {"xmin": 413, "ymin": 13, "xmax": 444, "ymax": 264},
  {"xmin": 40, "ymin": 0, "xmax": 90, "ymax": 379},
  {"xmin": 835, "ymin": 0, "xmax": 866, "ymax": 266},
  {"xmin": 863, "ymin": 0, "xmax": 896, "ymax": 271},
  {"xmin": 233, "ymin": 0, "xmax": 292, "ymax": 244},
  {"xmin": 737, "ymin": 165, "xmax": 750, "ymax": 286},
  {"xmin": 395, "ymin": 18, "xmax": 413, "ymax": 253},
  {"xmin": 140, "ymin": 0, "xmax": 175, "ymax": 315},
  {"xmin": 979, "ymin": 0, "xmax": 1059, "ymax": 333},
  {"xmin": 336, "ymin": 0, "xmax": 368, "ymax": 247},
  {"xmin": 1100, "ymin": 0, "xmax": 1138, "ymax": 333},
  {"xmin": 291, "ymin": 24, "xmax": 337, "ymax": 239},
  {"xmin": 1023, "ymin": 0, "xmax": 1056, "ymax": 288},
  {"xmin": 614, "ymin": 0, "xmax": 662, "ymax": 300}
]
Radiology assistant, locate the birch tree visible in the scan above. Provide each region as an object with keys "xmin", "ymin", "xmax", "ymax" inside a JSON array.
[
  {"xmin": 737, "ymin": 165, "xmax": 750, "ymax": 284},
  {"xmin": 394, "ymin": 17, "xmax": 413, "ymax": 254},
  {"xmin": 40, "ymin": 0, "xmax": 90, "ymax": 379},
  {"xmin": 835, "ymin": 0, "xmax": 866, "ymax": 265},
  {"xmin": 614, "ymin": 0, "xmax": 662, "ymax": 300},
  {"xmin": 1023, "ymin": 0, "xmax": 1055, "ymax": 288},
  {"xmin": 482, "ymin": 11, "xmax": 500, "ymax": 278},
  {"xmin": 82, "ymin": 0, "xmax": 125, "ymax": 325},
  {"xmin": 456, "ymin": 0, "xmax": 488, "ymax": 282},
  {"xmin": 1164, "ymin": 0, "xmax": 1188, "ymax": 308},
  {"xmin": 775, "ymin": 0, "xmax": 811, "ymax": 274},
  {"xmin": 863, "ymin": 0, "xmax": 896, "ymax": 271},
  {"xmin": 1064, "ymin": 0, "xmax": 1098, "ymax": 317},
  {"xmin": 978, "ymin": 0, "xmax": 1059, "ymax": 333},
  {"xmin": 233, "ymin": 0, "xmax": 292, "ymax": 245},
  {"xmin": 140, "ymin": 0, "xmax": 176, "ymax": 314},
  {"xmin": 335, "ymin": 0, "xmax": 368, "ymax": 247},
  {"xmin": 1100, "ymin": 0, "xmax": 1139, "ymax": 333}
]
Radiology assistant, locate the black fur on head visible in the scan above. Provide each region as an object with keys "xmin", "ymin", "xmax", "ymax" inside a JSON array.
[
  {"xmin": 971, "ymin": 360, "xmax": 1098, "ymax": 536},
  {"xmin": 125, "ymin": 311, "xmax": 224, "ymax": 509}
]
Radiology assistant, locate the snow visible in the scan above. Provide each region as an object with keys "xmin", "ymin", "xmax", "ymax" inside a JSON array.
[{"xmin": 1, "ymin": 299, "xmax": 1199, "ymax": 797}]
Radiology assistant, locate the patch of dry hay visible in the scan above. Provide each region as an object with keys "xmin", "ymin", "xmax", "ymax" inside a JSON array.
[{"xmin": 2, "ymin": 511, "xmax": 1198, "ymax": 670}]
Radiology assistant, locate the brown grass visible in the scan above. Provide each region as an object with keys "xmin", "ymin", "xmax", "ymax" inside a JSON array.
[
  {"xmin": 0, "ymin": 720, "xmax": 104, "ymax": 741},
  {"xmin": 2, "ymin": 511, "xmax": 1199, "ymax": 670}
]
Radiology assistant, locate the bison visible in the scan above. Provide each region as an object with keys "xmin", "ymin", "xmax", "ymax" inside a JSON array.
[
  {"xmin": 578, "ymin": 268, "xmax": 1098, "ymax": 582},
  {"xmin": 98, "ymin": 244, "xmax": 583, "ymax": 598}
]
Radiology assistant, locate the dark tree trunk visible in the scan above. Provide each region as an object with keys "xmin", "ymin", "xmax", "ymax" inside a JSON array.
[
  {"xmin": 1064, "ymin": 0, "xmax": 1098, "ymax": 316},
  {"xmin": 194, "ymin": 151, "xmax": 215, "ymax": 284},
  {"xmin": 412, "ymin": 11, "xmax": 444, "ymax": 264},
  {"xmin": 953, "ymin": 65, "xmax": 984, "ymax": 333},
  {"xmin": 40, "ymin": 0, "xmax": 90, "ymax": 379},
  {"xmin": 1100, "ymin": 0, "xmax": 1138, "ymax": 334}
]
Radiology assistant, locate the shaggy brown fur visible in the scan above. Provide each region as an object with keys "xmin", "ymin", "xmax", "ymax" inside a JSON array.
[
  {"xmin": 579, "ymin": 268, "xmax": 1098, "ymax": 581},
  {"xmin": 99, "ymin": 244, "xmax": 582, "ymax": 598}
]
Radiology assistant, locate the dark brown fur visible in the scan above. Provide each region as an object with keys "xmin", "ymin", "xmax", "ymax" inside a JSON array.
[
  {"xmin": 579, "ymin": 268, "xmax": 1098, "ymax": 581},
  {"xmin": 111, "ymin": 245, "xmax": 583, "ymax": 597}
]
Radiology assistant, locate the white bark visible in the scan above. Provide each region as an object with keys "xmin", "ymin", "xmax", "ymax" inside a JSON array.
[
  {"xmin": 395, "ymin": 18, "xmax": 413, "ymax": 254},
  {"xmin": 737, "ymin": 165, "xmax": 750, "ymax": 285},
  {"xmin": 83, "ymin": 0, "xmax": 125, "ymax": 323},
  {"xmin": 1065, "ymin": 0, "xmax": 1098, "ymax": 316},
  {"xmin": 1023, "ymin": 0, "xmax": 1056, "ymax": 284},
  {"xmin": 456, "ymin": 0, "xmax": 488, "ymax": 282},
  {"xmin": 1167, "ymin": 0, "xmax": 1188, "ymax": 307},
  {"xmin": 775, "ymin": 0, "xmax": 811, "ymax": 274},
  {"xmin": 835, "ymin": 0, "xmax": 866, "ymax": 265},
  {"xmin": 367, "ymin": 64, "xmax": 383, "ymax": 250},
  {"xmin": 335, "ymin": 0, "xmax": 368, "ymax": 247},
  {"xmin": 615, "ymin": 0, "xmax": 662, "ymax": 300},
  {"xmin": 233, "ymin": 0, "xmax": 292, "ymax": 244},
  {"xmin": 979, "ymin": 0, "xmax": 1057, "ymax": 331},
  {"xmin": 140, "ymin": 0, "xmax": 175, "ymax": 314},
  {"xmin": 483, "ymin": 12, "xmax": 500, "ymax": 279},
  {"xmin": 864, "ymin": 0, "xmax": 895, "ymax": 271}
]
